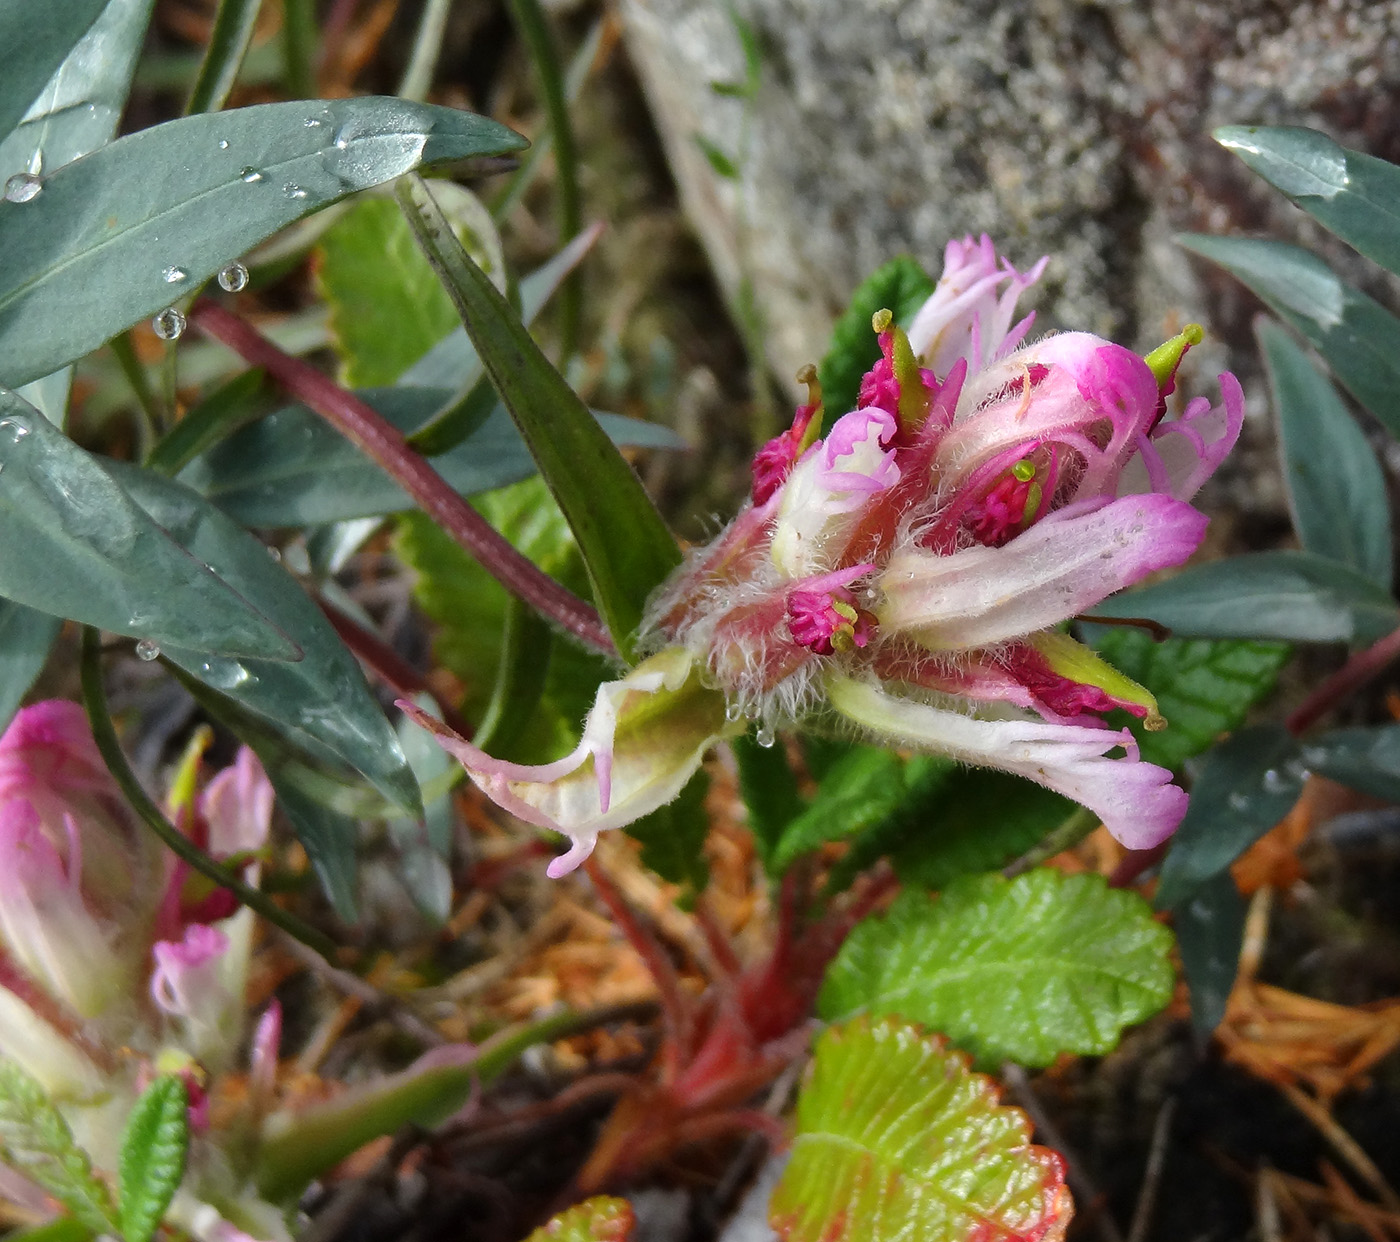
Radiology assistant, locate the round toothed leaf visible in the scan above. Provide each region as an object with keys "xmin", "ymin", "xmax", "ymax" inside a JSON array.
[{"xmin": 522, "ymin": 1197, "xmax": 635, "ymax": 1242}]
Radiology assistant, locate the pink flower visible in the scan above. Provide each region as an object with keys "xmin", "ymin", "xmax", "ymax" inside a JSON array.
[{"xmin": 404, "ymin": 238, "xmax": 1242, "ymax": 867}]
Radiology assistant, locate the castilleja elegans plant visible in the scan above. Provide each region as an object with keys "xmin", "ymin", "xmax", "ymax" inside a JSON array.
[{"xmin": 403, "ymin": 236, "xmax": 1244, "ymax": 877}]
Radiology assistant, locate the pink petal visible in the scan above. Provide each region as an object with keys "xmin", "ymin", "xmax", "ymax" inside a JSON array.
[
  {"xmin": 150, "ymin": 924, "xmax": 230, "ymax": 1017},
  {"xmin": 827, "ymin": 675, "xmax": 1186, "ymax": 850},
  {"xmin": 199, "ymin": 748, "xmax": 274, "ymax": 857},
  {"xmin": 877, "ymin": 493, "xmax": 1207, "ymax": 650},
  {"xmin": 1122, "ymin": 372, "xmax": 1245, "ymax": 501}
]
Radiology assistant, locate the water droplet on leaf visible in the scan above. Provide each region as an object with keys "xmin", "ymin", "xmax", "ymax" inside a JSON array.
[
  {"xmin": 218, "ymin": 139, "xmax": 230, "ymax": 150},
  {"xmin": 152, "ymin": 308, "xmax": 186, "ymax": 340},
  {"xmin": 0, "ymin": 416, "xmax": 32, "ymax": 443},
  {"xmin": 725, "ymin": 702, "xmax": 742, "ymax": 723},
  {"xmin": 135, "ymin": 639, "xmax": 160, "ymax": 661},
  {"xmin": 217, "ymin": 261, "xmax": 249, "ymax": 292},
  {"xmin": 240, "ymin": 166, "xmax": 263, "ymax": 183},
  {"xmin": 756, "ymin": 724, "xmax": 776, "ymax": 748},
  {"xmin": 162, "ymin": 265, "xmax": 187, "ymax": 284},
  {"xmin": 282, "ymin": 182, "xmax": 307, "ymax": 200},
  {"xmin": 3, "ymin": 172, "xmax": 42, "ymax": 203},
  {"xmin": 1261, "ymin": 768, "xmax": 1289, "ymax": 794}
]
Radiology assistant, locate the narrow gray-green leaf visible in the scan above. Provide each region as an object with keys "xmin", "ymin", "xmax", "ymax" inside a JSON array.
[
  {"xmin": 0, "ymin": 0, "xmax": 107, "ymax": 142},
  {"xmin": 1178, "ymin": 234, "xmax": 1400, "ymax": 438},
  {"xmin": 106, "ymin": 460, "xmax": 421, "ymax": 813},
  {"xmin": 1258, "ymin": 318, "xmax": 1391, "ymax": 587},
  {"xmin": 0, "ymin": 388, "xmax": 298, "ymax": 659},
  {"xmin": 819, "ymin": 871, "xmax": 1174, "ymax": 1068},
  {"xmin": 0, "ymin": 0, "xmax": 154, "ymax": 182},
  {"xmin": 0, "ymin": 99, "xmax": 525, "ymax": 387},
  {"xmin": 179, "ymin": 387, "xmax": 679, "ymax": 526},
  {"xmin": 396, "ymin": 175, "xmax": 681, "ymax": 662},
  {"xmin": 1299, "ymin": 723, "xmax": 1400, "ymax": 803},
  {"xmin": 1087, "ymin": 550, "xmax": 1400, "ymax": 644},
  {"xmin": 117, "ymin": 1076, "xmax": 188, "ymax": 1242},
  {"xmin": 1216, "ymin": 126, "xmax": 1400, "ymax": 278},
  {"xmin": 1155, "ymin": 725, "xmax": 1305, "ymax": 909},
  {"xmin": 185, "ymin": 0, "xmax": 263, "ymax": 115},
  {"xmin": 0, "ymin": 600, "xmax": 61, "ymax": 731},
  {"xmin": 1174, "ymin": 870, "xmax": 1246, "ymax": 1035}
]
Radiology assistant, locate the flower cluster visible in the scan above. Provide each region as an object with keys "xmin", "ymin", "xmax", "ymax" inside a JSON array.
[
  {"xmin": 0, "ymin": 702, "xmax": 284, "ymax": 1242},
  {"xmin": 404, "ymin": 236, "xmax": 1242, "ymax": 877}
]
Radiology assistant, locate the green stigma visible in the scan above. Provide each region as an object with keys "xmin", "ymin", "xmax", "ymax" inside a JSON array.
[
  {"xmin": 1144, "ymin": 323, "xmax": 1205, "ymax": 391},
  {"xmin": 1011, "ymin": 459, "xmax": 1037, "ymax": 482}
]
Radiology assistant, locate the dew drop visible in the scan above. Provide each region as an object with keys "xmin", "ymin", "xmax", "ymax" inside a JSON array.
[
  {"xmin": 239, "ymin": 166, "xmax": 263, "ymax": 183},
  {"xmin": 152, "ymin": 307, "xmax": 186, "ymax": 340},
  {"xmin": 217, "ymin": 261, "xmax": 249, "ymax": 292},
  {"xmin": 0, "ymin": 416, "xmax": 32, "ymax": 443},
  {"xmin": 755, "ymin": 724, "xmax": 776, "ymax": 748},
  {"xmin": 304, "ymin": 116, "xmax": 324, "ymax": 127},
  {"xmin": 135, "ymin": 639, "xmax": 161, "ymax": 662},
  {"xmin": 3, "ymin": 172, "xmax": 42, "ymax": 203},
  {"xmin": 1261, "ymin": 768, "xmax": 1289, "ymax": 794},
  {"xmin": 282, "ymin": 182, "xmax": 308, "ymax": 200},
  {"xmin": 162, "ymin": 265, "xmax": 188, "ymax": 284},
  {"xmin": 218, "ymin": 139, "xmax": 230, "ymax": 150},
  {"xmin": 725, "ymin": 701, "xmax": 743, "ymax": 723},
  {"xmin": 1227, "ymin": 791, "xmax": 1251, "ymax": 812}
]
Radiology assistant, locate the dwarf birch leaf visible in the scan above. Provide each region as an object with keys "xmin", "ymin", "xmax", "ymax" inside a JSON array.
[
  {"xmin": 772, "ymin": 748, "xmax": 909, "ymax": 872},
  {"xmin": 0, "ymin": 601, "xmax": 61, "ymax": 732},
  {"xmin": 117, "ymin": 1076, "xmax": 188, "ymax": 1242},
  {"xmin": 818, "ymin": 256, "xmax": 934, "ymax": 433},
  {"xmin": 770, "ymin": 1016, "xmax": 1072, "ymax": 1242},
  {"xmin": 1216, "ymin": 126, "xmax": 1400, "ymax": 279},
  {"xmin": 395, "ymin": 175, "xmax": 680, "ymax": 662},
  {"xmin": 1177, "ymin": 234, "xmax": 1400, "ymax": 439},
  {"xmin": 0, "ymin": 387, "xmax": 299, "ymax": 660},
  {"xmin": 0, "ymin": 1060, "xmax": 118, "ymax": 1235},
  {"xmin": 1087, "ymin": 550, "xmax": 1399, "ymax": 644},
  {"xmin": 1258, "ymin": 318, "xmax": 1392, "ymax": 587},
  {"xmin": 522, "ymin": 1197, "xmax": 635, "ymax": 1242},
  {"xmin": 1154, "ymin": 725, "xmax": 1305, "ymax": 910},
  {"xmin": 0, "ymin": 99, "xmax": 525, "ymax": 387},
  {"xmin": 1083, "ymin": 627, "xmax": 1290, "ymax": 770},
  {"xmin": 819, "ymin": 871, "xmax": 1173, "ymax": 1067}
]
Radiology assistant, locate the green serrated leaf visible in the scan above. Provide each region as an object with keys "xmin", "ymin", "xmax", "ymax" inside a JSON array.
[
  {"xmin": 1083, "ymin": 627, "xmax": 1290, "ymax": 770},
  {"xmin": 1155, "ymin": 725, "xmax": 1305, "ymax": 910},
  {"xmin": 106, "ymin": 460, "xmax": 421, "ymax": 814},
  {"xmin": 1258, "ymin": 318, "xmax": 1392, "ymax": 586},
  {"xmin": 0, "ymin": 600, "xmax": 61, "ymax": 731},
  {"xmin": 1216, "ymin": 126, "xmax": 1400, "ymax": 279},
  {"xmin": 772, "ymin": 748, "xmax": 909, "ymax": 873},
  {"xmin": 0, "ymin": 99, "xmax": 525, "ymax": 388},
  {"xmin": 118, "ymin": 1076, "xmax": 188, "ymax": 1242},
  {"xmin": 317, "ymin": 197, "xmax": 462, "ymax": 387},
  {"xmin": 0, "ymin": 1060, "xmax": 118, "ymax": 1235},
  {"xmin": 1177, "ymin": 234, "xmax": 1400, "ymax": 439},
  {"xmin": 820, "ymin": 871, "xmax": 1174, "ymax": 1067},
  {"xmin": 1088, "ymin": 550, "xmax": 1400, "ymax": 644},
  {"xmin": 395, "ymin": 174, "xmax": 681, "ymax": 661},
  {"xmin": 0, "ymin": 387, "xmax": 299, "ymax": 661},
  {"xmin": 523, "ymin": 1197, "xmax": 636, "ymax": 1242},
  {"xmin": 770, "ymin": 1016, "xmax": 1071, "ymax": 1242},
  {"xmin": 817, "ymin": 256, "xmax": 933, "ymax": 432}
]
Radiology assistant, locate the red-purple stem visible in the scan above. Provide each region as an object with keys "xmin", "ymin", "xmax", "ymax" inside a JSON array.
[
  {"xmin": 1285, "ymin": 622, "xmax": 1400, "ymax": 736},
  {"xmin": 190, "ymin": 302, "xmax": 615, "ymax": 656}
]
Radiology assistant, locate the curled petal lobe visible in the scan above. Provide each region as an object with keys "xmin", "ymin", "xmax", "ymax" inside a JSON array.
[
  {"xmin": 826, "ymin": 675, "xmax": 1186, "ymax": 850},
  {"xmin": 878, "ymin": 494, "xmax": 1207, "ymax": 650},
  {"xmin": 1120, "ymin": 372, "xmax": 1245, "ymax": 502},
  {"xmin": 150, "ymin": 924, "xmax": 230, "ymax": 1019},
  {"xmin": 199, "ymin": 748, "xmax": 274, "ymax": 858},
  {"xmin": 399, "ymin": 650, "xmax": 738, "ymax": 877}
]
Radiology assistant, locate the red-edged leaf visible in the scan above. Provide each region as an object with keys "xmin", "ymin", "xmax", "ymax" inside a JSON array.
[
  {"xmin": 523, "ymin": 1196, "xmax": 635, "ymax": 1242},
  {"xmin": 771, "ymin": 1016, "xmax": 1072, "ymax": 1242}
]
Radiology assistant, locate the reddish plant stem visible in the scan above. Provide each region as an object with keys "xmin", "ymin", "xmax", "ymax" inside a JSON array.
[
  {"xmin": 693, "ymin": 896, "xmax": 742, "ymax": 982},
  {"xmin": 584, "ymin": 857, "xmax": 694, "ymax": 1077},
  {"xmin": 1107, "ymin": 840, "xmax": 1168, "ymax": 890},
  {"xmin": 318, "ymin": 599, "xmax": 474, "ymax": 740},
  {"xmin": 190, "ymin": 302, "xmax": 615, "ymax": 656},
  {"xmin": 1285, "ymin": 622, "xmax": 1400, "ymax": 736}
]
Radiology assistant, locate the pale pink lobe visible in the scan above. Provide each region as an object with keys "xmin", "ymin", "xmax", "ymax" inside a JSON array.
[
  {"xmin": 397, "ymin": 650, "xmax": 735, "ymax": 878},
  {"xmin": 826, "ymin": 675, "xmax": 1186, "ymax": 850},
  {"xmin": 150, "ymin": 923, "xmax": 230, "ymax": 1018},
  {"xmin": 906, "ymin": 235, "xmax": 1048, "ymax": 377},
  {"xmin": 1120, "ymin": 372, "xmax": 1245, "ymax": 501},
  {"xmin": 877, "ymin": 493, "xmax": 1207, "ymax": 651},
  {"xmin": 199, "ymin": 747, "xmax": 274, "ymax": 857},
  {"xmin": 249, "ymin": 999, "xmax": 282, "ymax": 1109}
]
